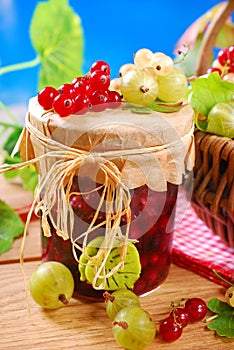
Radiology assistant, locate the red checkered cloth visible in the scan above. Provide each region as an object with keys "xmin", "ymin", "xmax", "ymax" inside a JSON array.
[{"xmin": 172, "ymin": 190, "xmax": 234, "ymax": 288}]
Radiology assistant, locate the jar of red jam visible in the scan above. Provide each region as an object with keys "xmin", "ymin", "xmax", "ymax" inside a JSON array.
[{"xmin": 20, "ymin": 97, "xmax": 194, "ymax": 301}]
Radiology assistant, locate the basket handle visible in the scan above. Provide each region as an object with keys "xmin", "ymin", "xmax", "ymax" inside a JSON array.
[{"xmin": 195, "ymin": 0, "xmax": 234, "ymax": 76}]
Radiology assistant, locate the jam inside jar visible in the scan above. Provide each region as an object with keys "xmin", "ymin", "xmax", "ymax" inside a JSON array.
[{"xmin": 41, "ymin": 175, "xmax": 178, "ymax": 301}]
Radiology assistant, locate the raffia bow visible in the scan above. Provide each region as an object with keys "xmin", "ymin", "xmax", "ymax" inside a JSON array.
[{"xmin": 0, "ymin": 115, "xmax": 134, "ymax": 290}]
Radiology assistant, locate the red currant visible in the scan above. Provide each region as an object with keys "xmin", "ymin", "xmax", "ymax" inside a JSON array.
[
  {"xmin": 217, "ymin": 48, "xmax": 229, "ymax": 66},
  {"xmin": 69, "ymin": 194, "xmax": 89, "ymax": 212},
  {"xmin": 69, "ymin": 194, "xmax": 83, "ymax": 208},
  {"xmin": 89, "ymin": 90, "xmax": 109, "ymax": 112},
  {"xmin": 52, "ymin": 94, "xmax": 75, "ymax": 117},
  {"xmin": 139, "ymin": 254, "xmax": 148, "ymax": 270},
  {"xmin": 72, "ymin": 75, "xmax": 90, "ymax": 86},
  {"xmin": 73, "ymin": 79, "xmax": 91, "ymax": 96},
  {"xmin": 72, "ymin": 77, "xmax": 86, "ymax": 88},
  {"xmin": 159, "ymin": 316, "xmax": 183, "ymax": 342},
  {"xmin": 143, "ymin": 265, "xmax": 159, "ymax": 285},
  {"xmin": 184, "ymin": 297, "xmax": 207, "ymax": 322},
  {"xmin": 72, "ymin": 76, "xmax": 82, "ymax": 85},
  {"xmin": 69, "ymin": 193, "xmax": 91, "ymax": 218},
  {"xmin": 74, "ymin": 94, "xmax": 91, "ymax": 114},
  {"xmin": 148, "ymin": 251, "xmax": 159, "ymax": 264},
  {"xmin": 90, "ymin": 60, "xmax": 111, "ymax": 75},
  {"xmin": 90, "ymin": 70, "xmax": 110, "ymax": 91},
  {"xmin": 170, "ymin": 307, "xmax": 190, "ymax": 328},
  {"xmin": 130, "ymin": 187, "xmax": 148, "ymax": 216},
  {"xmin": 57, "ymin": 83, "xmax": 74, "ymax": 95},
  {"xmin": 107, "ymin": 90, "xmax": 122, "ymax": 108},
  {"xmin": 38, "ymin": 86, "xmax": 59, "ymax": 110},
  {"xmin": 228, "ymin": 65, "xmax": 234, "ymax": 73},
  {"xmin": 206, "ymin": 67, "xmax": 222, "ymax": 75},
  {"xmin": 227, "ymin": 45, "xmax": 234, "ymax": 65}
]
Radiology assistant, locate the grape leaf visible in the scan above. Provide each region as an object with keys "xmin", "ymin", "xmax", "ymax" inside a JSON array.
[
  {"xmin": 0, "ymin": 200, "xmax": 24, "ymax": 254},
  {"xmin": 30, "ymin": 0, "xmax": 84, "ymax": 90},
  {"xmin": 207, "ymin": 298, "xmax": 234, "ymax": 338}
]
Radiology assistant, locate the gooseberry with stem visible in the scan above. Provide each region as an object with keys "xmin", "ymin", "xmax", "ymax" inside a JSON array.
[{"xmin": 30, "ymin": 261, "xmax": 75, "ymax": 309}]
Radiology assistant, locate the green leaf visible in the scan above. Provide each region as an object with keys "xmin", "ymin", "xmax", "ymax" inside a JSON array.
[
  {"xmin": 30, "ymin": 0, "xmax": 84, "ymax": 89},
  {"xmin": 3, "ymin": 155, "xmax": 38, "ymax": 193},
  {"xmin": 124, "ymin": 104, "xmax": 152, "ymax": 114},
  {"xmin": 208, "ymin": 297, "xmax": 233, "ymax": 314},
  {"xmin": 188, "ymin": 72, "xmax": 234, "ymax": 118},
  {"xmin": 124, "ymin": 100, "xmax": 184, "ymax": 115},
  {"xmin": 3, "ymin": 128, "xmax": 23, "ymax": 154},
  {"xmin": 207, "ymin": 298, "xmax": 234, "ymax": 338},
  {"xmin": 18, "ymin": 165, "xmax": 38, "ymax": 193},
  {"xmin": 149, "ymin": 100, "xmax": 184, "ymax": 113},
  {"xmin": 0, "ymin": 200, "xmax": 24, "ymax": 254},
  {"xmin": 2, "ymin": 154, "xmax": 22, "ymax": 179}
]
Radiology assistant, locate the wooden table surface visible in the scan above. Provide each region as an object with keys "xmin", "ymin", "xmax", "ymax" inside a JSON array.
[{"xmin": 0, "ymin": 175, "xmax": 233, "ymax": 350}]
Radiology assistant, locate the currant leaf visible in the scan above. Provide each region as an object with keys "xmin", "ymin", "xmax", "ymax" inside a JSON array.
[
  {"xmin": 0, "ymin": 200, "xmax": 24, "ymax": 254},
  {"xmin": 124, "ymin": 104, "xmax": 152, "ymax": 114},
  {"xmin": 3, "ymin": 154, "xmax": 38, "ymax": 193},
  {"xmin": 207, "ymin": 298, "xmax": 234, "ymax": 338},
  {"xmin": 30, "ymin": 0, "xmax": 84, "ymax": 89},
  {"xmin": 149, "ymin": 100, "xmax": 184, "ymax": 113},
  {"xmin": 2, "ymin": 128, "xmax": 23, "ymax": 155},
  {"xmin": 124, "ymin": 101, "xmax": 184, "ymax": 115}
]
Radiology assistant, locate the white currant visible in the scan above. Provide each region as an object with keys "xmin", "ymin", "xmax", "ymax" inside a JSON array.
[{"xmin": 134, "ymin": 48, "xmax": 154, "ymax": 69}]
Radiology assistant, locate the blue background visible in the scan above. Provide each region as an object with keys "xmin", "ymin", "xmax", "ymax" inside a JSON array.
[{"xmin": 0, "ymin": 0, "xmax": 222, "ymax": 110}]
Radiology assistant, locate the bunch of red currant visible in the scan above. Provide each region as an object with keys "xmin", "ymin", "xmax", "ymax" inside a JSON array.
[
  {"xmin": 159, "ymin": 297, "xmax": 208, "ymax": 342},
  {"xmin": 103, "ymin": 289, "xmax": 208, "ymax": 348},
  {"xmin": 37, "ymin": 60, "xmax": 122, "ymax": 117},
  {"xmin": 207, "ymin": 45, "xmax": 234, "ymax": 83}
]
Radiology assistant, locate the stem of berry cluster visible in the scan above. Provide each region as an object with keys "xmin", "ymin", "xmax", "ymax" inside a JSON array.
[
  {"xmin": 0, "ymin": 120, "xmax": 22, "ymax": 130},
  {"xmin": 0, "ymin": 56, "xmax": 41, "ymax": 76},
  {"xmin": 196, "ymin": 0, "xmax": 234, "ymax": 76}
]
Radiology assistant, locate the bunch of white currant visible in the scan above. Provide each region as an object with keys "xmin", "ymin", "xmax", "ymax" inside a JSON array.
[{"xmin": 110, "ymin": 48, "xmax": 188, "ymax": 106}]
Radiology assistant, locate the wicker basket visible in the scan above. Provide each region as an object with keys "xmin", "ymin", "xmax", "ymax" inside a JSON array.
[
  {"xmin": 191, "ymin": 129, "xmax": 234, "ymax": 247},
  {"xmin": 190, "ymin": 0, "xmax": 234, "ymax": 248}
]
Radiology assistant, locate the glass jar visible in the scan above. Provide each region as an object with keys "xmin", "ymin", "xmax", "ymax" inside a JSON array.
[
  {"xmin": 41, "ymin": 178, "xmax": 178, "ymax": 300},
  {"xmin": 20, "ymin": 98, "xmax": 194, "ymax": 301}
]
